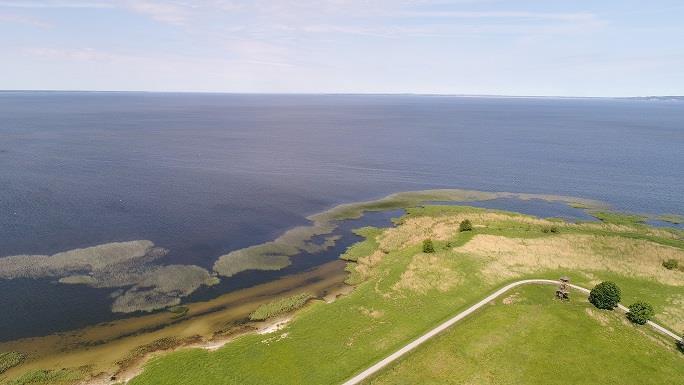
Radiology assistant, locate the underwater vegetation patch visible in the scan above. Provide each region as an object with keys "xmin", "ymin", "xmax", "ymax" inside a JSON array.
[
  {"xmin": 0, "ymin": 189, "xmax": 607, "ymax": 315},
  {"xmin": 0, "ymin": 241, "xmax": 216, "ymax": 313}
]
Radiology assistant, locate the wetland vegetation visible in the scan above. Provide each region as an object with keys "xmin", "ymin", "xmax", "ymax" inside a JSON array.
[
  {"xmin": 249, "ymin": 293, "xmax": 313, "ymax": 321},
  {"xmin": 124, "ymin": 203, "xmax": 683, "ymax": 385},
  {"xmin": 1, "ymin": 192, "xmax": 682, "ymax": 385}
]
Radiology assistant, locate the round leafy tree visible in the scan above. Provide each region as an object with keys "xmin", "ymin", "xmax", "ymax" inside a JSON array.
[
  {"xmin": 626, "ymin": 302, "xmax": 655, "ymax": 325},
  {"xmin": 459, "ymin": 219, "xmax": 473, "ymax": 232},
  {"xmin": 422, "ymin": 239, "xmax": 435, "ymax": 253},
  {"xmin": 588, "ymin": 281, "xmax": 621, "ymax": 310}
]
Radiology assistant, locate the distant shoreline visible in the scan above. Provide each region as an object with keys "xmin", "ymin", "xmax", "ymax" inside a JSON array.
[{"xmin": 0, "ymin": 89, "xmax": 682, "ymax": 100}]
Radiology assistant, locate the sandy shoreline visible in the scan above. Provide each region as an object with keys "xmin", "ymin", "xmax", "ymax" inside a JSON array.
[
  {"xmin": 84, "ymin": 281, "xmax": 356, "ymax": 385},
  {"xmin": 1, "ymin": 260, "xmax": 350, "ymax": 383}
]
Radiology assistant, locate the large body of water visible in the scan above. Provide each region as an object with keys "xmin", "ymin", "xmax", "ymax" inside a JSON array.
[{"xmin": 1, "ymin": 92, "xmax": 682, "ymax": 340}]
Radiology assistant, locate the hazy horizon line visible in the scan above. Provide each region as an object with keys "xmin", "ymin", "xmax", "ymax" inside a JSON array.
[{"xmin": 1, "ymin": 89, "xmax": 683, "ymax": 99}]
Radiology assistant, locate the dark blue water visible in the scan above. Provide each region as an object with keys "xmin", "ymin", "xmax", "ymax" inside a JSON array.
[{"xmin": 1, "ymin": 92, "xmax": 683, "ymax": 339}]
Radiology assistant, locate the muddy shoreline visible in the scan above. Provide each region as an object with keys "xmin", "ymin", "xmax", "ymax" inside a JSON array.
[{"xmin": 1, "ymin": 260, "xmax": 349, "ymax": 382}]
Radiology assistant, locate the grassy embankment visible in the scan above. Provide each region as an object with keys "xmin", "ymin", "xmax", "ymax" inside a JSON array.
[{"xmin": 125, "ymin": 205, "xmax": 683, "ymax": 385}]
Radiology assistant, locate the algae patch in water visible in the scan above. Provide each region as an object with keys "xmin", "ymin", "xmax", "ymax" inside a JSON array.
[
  {"xmin": 0, "ymin": 189, "xmax": 606, "ymax": 315},
  {"xmin": 0, "ymin": 241, "xmax": 216, "ymax": 313}
]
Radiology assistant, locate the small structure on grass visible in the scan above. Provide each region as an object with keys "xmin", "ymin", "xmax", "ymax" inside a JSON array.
[{"xmin": 556, "ymin": 276, "xmax": 570, "ymax": 300}]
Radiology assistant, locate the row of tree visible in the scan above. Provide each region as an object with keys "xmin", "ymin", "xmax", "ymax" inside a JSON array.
[
  {"xmin": 589, "ymin": 281, "xmax": 654, "ymax": 324},
  {"xmin": 589, "ymin": 281, "xmax": 684, "ymax": 352}
]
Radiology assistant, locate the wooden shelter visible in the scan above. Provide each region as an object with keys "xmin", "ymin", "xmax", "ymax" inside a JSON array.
[{"xmin": 556, "ymin": 276, "xmax": 570, "ymax": 300}]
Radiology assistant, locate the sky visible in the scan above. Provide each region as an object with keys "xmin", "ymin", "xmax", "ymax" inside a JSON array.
[{"xmin": 0, "ymin": 0, "xmax": 683, "ymax": 96}]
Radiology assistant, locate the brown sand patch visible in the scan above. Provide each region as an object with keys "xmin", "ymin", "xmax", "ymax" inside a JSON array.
[
  {"xmin": 392, "ymin": 253, "xmax": 462, "ymax": 294},
  {"xmin": 457, "ymin": 234, "xmax": 684, "ymax": 285}
]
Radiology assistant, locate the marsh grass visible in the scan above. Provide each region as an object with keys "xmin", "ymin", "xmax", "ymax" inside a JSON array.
[
  {"xmin": 344, "ymin": 263, "xmax": 365, "ymax": 285},
  {"xmin": 657, "ymin": 214, "xmax": 684, "ymax": 225},
  {"xmin": 5, "ymin": 368, "xmax": 84, "ymax": 385},
  {"xmin": 115, "ymin": 336, "xmax": 202, "ymax": 371},
  {"xmin": 213, "ymin": 189, "xmax": 604, "ymax": 280},
  {"xmin": 590, "ymin": 211, "xmax": 648, "ymax": 226},
  {"xmin": 340, "ymin": 227, "xmax": 382, "ymax": 262},
  {"xmin": 166, "ymin": 306, "xmax": 189, "ymax": 319},
  {"xmin": 0, "ymin": 352, "xmax": 25, "ymax": 374},
  {"xmin": 248, "ymin": 293, "xmax": 313, "ymax": 321}
]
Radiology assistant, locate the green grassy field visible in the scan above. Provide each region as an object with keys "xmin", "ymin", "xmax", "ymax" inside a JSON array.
[
  {"xmin": 367, "ymin": 285, "xmax": 683, "ymax": 385},
  {"xmin": 126, "ymin": 205, "xmax": 684, "ymax": 385}
]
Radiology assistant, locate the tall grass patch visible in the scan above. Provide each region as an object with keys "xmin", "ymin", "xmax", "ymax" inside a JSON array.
[
  {"xmin": 249, "ymin": 293, "xmax": 313, "ymax": 321},
  {"xmin": 0, "ymin": 352, "xmax": 25, "ymax": 374}
]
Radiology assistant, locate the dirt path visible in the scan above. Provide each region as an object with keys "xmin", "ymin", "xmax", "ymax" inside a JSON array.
[{"xmin": 341, "ymin": 279, "xmax": 682, "ymax": 385}]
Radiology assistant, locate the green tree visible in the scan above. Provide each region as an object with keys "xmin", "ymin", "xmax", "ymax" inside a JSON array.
[
  {"xmin": 422, "ymin": 239, "xmax": 435, "ymax": 253},
  {"xmin": 459, "ymin": 219, "xmax": 473, "ymax": 232},
  {"xmin": 678, "ymin": 335, "xmax": 684, "ymax": 353},
  {"xmin": 662, "ymin": 259, "xmax": 678, "ymax": 270},
  {"xmin": 626, "ymin": 302, "xmax": 655, "ymax": 325},
  {"xmin": 588, "ymin": 281, "xmax": 621, "ymax": 310}
]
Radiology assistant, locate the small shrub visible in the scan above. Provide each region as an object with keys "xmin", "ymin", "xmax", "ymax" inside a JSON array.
[
  {"xmin": 459, "ymin": 219, "xmax": 473, "ymax": 232},
  {"xmin": 588, "ymin": 281, "xmax": 621, "ymax": 310},
  {"xmin": 541, "ymin": 225, "xmax": 559, "ymax": 234},
  {"xmin": 662, "ymin": 259, "xmax": 679, "ymax": 270},
  {"xmin": 678, "ymin": 335, "xmax": 684, "ymax": 353},
  {"xmin": 422, "ymin": 239, "xmax": 435, "ymax": 253},
  {"xmin": 626, "ymin": 302, "xmax": 655, "ymax": 325}
]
